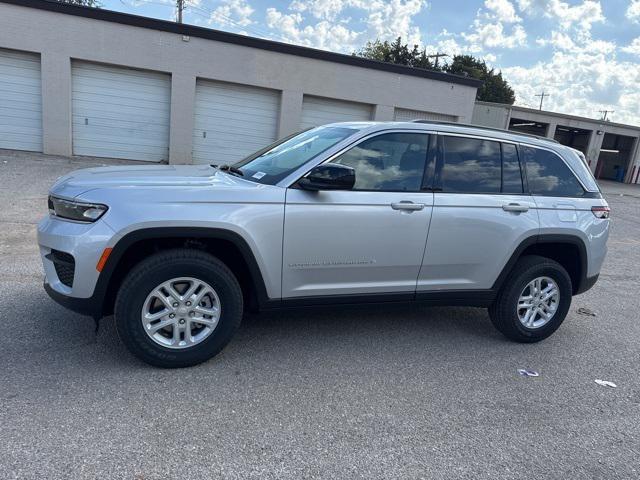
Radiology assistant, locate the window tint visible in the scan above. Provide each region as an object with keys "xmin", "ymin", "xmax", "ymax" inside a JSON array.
[
  {"xmin": 331, "ymin": 133, "xmax": 428, "ymax": 191},
  {"xmin": 441, "ymin": 136, "xmax": 501, "ymax": 193},
  {"xmin": 522, "ymin": 146, "xmax": 585, "ymax": 197},
  {"xmin": 502, "ymin": 143, "xmax": 524, "ymax": 194}
]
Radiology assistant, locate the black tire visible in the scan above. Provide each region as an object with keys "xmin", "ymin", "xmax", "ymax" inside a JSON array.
[
  {"xmin": 489, "ymin": 255, "xmax": 572, "ymax": 343},
  {"xmin": 114, "ymin": 249, "xmax": 243, "ymax": 368}
]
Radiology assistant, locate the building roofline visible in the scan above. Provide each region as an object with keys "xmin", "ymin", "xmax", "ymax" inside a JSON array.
[
  {"xmin": 474, "ymin": 100, "xmax": 640, "ymax": 132},
  {"xmin": 2, "ymin": 0, "xmax": 484, "ymax": 89}
]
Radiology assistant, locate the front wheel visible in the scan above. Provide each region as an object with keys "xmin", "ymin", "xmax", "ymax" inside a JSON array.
[
  {"xmin": 114, "ymin": 249, "xmax": 243, "ymax": 368},
  {"xmin": 489, "ymin": 255, "xmax": 572, "ymax": 342}
]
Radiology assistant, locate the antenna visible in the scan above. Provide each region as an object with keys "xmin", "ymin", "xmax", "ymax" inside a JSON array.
[{"xmin": 534, "ymin": 91, "xmax": 550, "ymax": 111}]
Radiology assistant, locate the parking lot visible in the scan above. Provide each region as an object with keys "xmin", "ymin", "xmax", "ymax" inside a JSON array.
[{"xmin": 1, "ymin": 149, "xmax": 639, "ymax": 479}]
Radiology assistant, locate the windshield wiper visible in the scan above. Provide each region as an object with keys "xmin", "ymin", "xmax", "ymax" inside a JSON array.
[{"xmin": 215, "ymin": 164, "xmax": 244, "ymax": 177}]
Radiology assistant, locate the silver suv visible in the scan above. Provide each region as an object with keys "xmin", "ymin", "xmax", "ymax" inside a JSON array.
[{"xmin": 38, "ymin": 121, "xmax": 610, "ymax": 367}]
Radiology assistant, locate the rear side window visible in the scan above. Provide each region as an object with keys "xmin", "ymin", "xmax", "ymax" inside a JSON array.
[
  {"xmin": 441, "ymin": 136, "xmax": 501, "ymax": 193},
  {"xmin": 521, "ymin": 146, "xmax": 585, "ymax": 197}
]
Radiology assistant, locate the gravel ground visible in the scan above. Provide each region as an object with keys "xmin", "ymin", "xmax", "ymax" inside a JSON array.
[{"xmin": 1, "ymin": 149, "xmax": 639, "ymax": 479}]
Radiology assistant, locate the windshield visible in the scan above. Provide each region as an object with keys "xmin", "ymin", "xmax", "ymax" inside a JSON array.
[{"xmin": 233, "ymin": 125, "xmax": 360, "ymax": 184}]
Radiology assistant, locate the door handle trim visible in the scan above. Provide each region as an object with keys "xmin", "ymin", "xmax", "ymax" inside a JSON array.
[
  {"xmin": 502, "ymin": 203, "xmax": 529, "ymax": 213},
  {"xmin": 391, "ymin": 202, "xmax": 425, "ymax": 211}
]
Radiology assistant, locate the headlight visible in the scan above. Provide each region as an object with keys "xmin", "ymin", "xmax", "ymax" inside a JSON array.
[{"xmin": 48, "ymin": 196, "xmax": 108, "ymax": 222}]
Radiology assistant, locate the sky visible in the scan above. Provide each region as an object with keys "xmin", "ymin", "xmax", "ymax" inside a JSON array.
[{"xmin": 101, "ymin": 0, "xmax": 640, "ymax": 125}]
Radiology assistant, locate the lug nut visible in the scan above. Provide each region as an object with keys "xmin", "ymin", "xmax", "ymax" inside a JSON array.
[
  {"xmin": 189, "ymin": 312, "xmax": 195, "ymax": 317},
  {"xmin": 179, "ymin": 318, "xmax": 186, "ymax": 325},
  {"xmin": 172, "ymin": 302, "xmax": 179, "ymax": 307},
  {"xmin": 169, "ymin": 313, "xmax": 175, "ymax": 318},
  {"xmin": 186, "ymin": 301, "xmax": 192, "ymax": 306}
]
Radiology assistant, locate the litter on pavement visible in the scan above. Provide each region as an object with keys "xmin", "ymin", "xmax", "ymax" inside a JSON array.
[
  {"xmin": 517, "ymin": 369, "xmax": 540, "ymax": 377},
  {"xmin": 595, "ymin": 379, "xmax": 617, "ymax": 388},
  {"xmin": 577, "ymin": 307, "xmax": 597, "ymax": 316}
]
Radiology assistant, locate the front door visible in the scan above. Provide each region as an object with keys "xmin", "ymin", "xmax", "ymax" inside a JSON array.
[{"xmin": 282, "ymin": 132, "xmax": 435, "ymax": 299}]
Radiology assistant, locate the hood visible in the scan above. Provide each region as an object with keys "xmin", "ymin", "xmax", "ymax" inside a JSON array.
[{"xmin": 50, "ymin": 164, "xmax": 252, "ymax": 198}]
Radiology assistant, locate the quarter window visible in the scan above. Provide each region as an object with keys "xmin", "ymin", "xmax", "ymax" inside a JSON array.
[
  {"xmin": 441, "ymin": 136, "xmax": 501, "ymax": 193},
  {"xmin": 331, "ymin": 133, "xmax": 429, "ymax": 191},
  {"xmin": 522, "ymin": 146, "xmax": 585, "ymax": 197}
]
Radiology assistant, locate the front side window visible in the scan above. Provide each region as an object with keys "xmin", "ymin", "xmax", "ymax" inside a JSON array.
[
  {"xmin": 234, "ymin": 125, "xmax": 359, "ymax": 184},
  {"xmin": 330, "ymin": 132, "xmax": 429, "ymax": 191},
  {"xmin": 440, "ymin": 136, "xmax": 501, "ymax": 193},
  {"xmin": 521, "ymin": 146, "xmax": 585, "ymax": 197}
]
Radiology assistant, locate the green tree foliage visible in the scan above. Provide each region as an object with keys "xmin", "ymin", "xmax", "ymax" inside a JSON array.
[
  {"xmin": 445, "ymin": 55, "xmax": 515, "ymax": 104},
  {"xmin": 354, "ymin": 38, "xmax": 516, "ymax": 105}
]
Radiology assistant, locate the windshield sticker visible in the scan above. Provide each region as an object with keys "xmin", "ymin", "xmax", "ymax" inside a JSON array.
[{"xmin": 252, "ymin": 171, "xmax": 267, "ymax": 179}]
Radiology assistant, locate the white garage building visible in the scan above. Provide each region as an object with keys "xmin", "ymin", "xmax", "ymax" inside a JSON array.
[{"xmin": 0, "ymin": 0, "xmax": 480, "ymax": 165}]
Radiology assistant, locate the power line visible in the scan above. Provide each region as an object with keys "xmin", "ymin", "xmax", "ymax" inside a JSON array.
[{"xmin": 427, "ymin": 52, "xmax": 448, "ymax": 68}]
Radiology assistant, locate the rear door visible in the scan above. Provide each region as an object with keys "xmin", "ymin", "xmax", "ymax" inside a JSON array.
[
  {"xmin": 417, "ymin": 134, "xmax": 539, "ymax": 292},
  {"xmin": 282, "ymin": 131, "xmax": 434, "ymax": 299}
]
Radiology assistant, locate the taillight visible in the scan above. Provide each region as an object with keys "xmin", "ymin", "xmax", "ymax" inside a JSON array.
[{"xmin": 591, "ymin": 206, "xmax": 610, "ymax": 219}]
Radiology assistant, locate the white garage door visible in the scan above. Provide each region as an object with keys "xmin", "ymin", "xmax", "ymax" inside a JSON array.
[
  {"xmin": 394, "ymin": 107, "xmax": 457, "ymax": 123},
  {"xmin": 0, "ymin": 49, "xmax": 42, "ymax": 152},
  {"xmin": 72, "ymin": 62, "xmax": 170, "ymax": 162},
  {"xmin": 192, "ymin": 80, "xmax": 280, "ymax": 165},
  {"xmin": 301, "ymin": 96, "xmax": 372, "ymax": 130}
]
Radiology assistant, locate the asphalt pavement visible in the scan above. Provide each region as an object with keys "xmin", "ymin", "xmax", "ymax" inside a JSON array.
[{"xmin": 1, "ymin": 149, "xmax": 639, "ymax": 479}]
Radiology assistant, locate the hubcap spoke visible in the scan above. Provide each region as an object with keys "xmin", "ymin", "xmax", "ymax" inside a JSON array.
[
  {"xmin": 141, "ymin": 277, "xmax": 222, "ymax": 350},
  {"xmin": 517, "ymin": 276, "xmax": 560, "ymax": 330}
]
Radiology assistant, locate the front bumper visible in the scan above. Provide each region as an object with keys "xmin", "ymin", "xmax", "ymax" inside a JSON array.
[
  {"xmin": 44, "ymin": 281, "xmax": 101, "ymax": 318},
  {"xmin": 37, "ymin": 215, "xmax": 115, "ymax": 300}
]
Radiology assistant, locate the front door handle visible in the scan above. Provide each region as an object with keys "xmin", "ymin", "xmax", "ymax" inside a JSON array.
[
  {"xmin": 391, "ymin": 201, "xmax": 425, "ymax": 211},
  {"xmin": 502, "ymin": 203, "xmax": 529, "ymax": 213}
]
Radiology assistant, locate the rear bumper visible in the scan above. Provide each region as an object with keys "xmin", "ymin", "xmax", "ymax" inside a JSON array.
[{"xmin": 44, "ymin": 281, "xmax": 100, "ymax": 319}]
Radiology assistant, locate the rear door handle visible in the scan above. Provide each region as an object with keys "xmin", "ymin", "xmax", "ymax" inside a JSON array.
[
  {"xmin": 391, "ymin": 201, "xmax": 425, "ymax": 211},
  {"xmin": 502, "ymin": 203, "xmax": 529, "ymax": 213}
]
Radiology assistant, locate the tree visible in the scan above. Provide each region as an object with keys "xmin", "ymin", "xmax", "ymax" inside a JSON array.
[
  {"xmin": 354, "ymin": 37, "xmax": 436, "ymax": 70},
  {"xmin": 354, "ymin": 38, "xmax": 516, "ymax": 105},
  {"xmin": 55, "ymin": 0, "xmax": 101, "ymax": 7},
  {"xmin": 444, "ymin": 55, "xmax": 515, "ymax": 104}
]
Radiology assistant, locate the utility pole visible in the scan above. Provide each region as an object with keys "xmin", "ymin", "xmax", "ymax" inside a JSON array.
[
  {"xmin": 176, "ymin": 0, "xmax": 184, "ymax": 23},
  {"xmin": 427, "ymin": 52, "xmax": 448, "ymax": 69},
  {"xmin": 599, "ymin": 110, "xmax": 614, "ymax": 121},
  {"xmin": 534, "ymin": 91, "xmax": 550, "ymax": 111}
]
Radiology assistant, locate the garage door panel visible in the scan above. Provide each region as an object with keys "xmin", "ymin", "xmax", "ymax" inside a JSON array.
[
  {"xmin": 72, "ymin": 62, "xmax": 170, "ymax": 162},
  {"xmin": 300, "ymin": 96, "xmax": 372, "ymax": 129},
  {"xmin": 192, "ymin": 79, "xmax": 279, "ymax": 165},
  {"xmin": 0, "ymin": 48, "xmax": 42, "ymax": 152}
]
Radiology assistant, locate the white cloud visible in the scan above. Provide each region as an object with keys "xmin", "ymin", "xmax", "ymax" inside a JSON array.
[
  {"xmin": 627, "ymin": 0, "xmax": 640, "ymax": 22},
  {"xmin": 621, "ymin": 37, "xmax": 640, "ymax": 56},
  {"xmin": 209, "ymin": 0, "xmax": 255, "ymax": 27},
  {"xmin": 265, "ymin": 0, "xmax": 427, "ymax": 52},
  {"xmin": 265, "ymin": 7, "xmax": 360, "ymax": 51},
  {"xmin": 516, "ymin": 0, "xmax": 604, "ymax": 37},
  {"xmin": 484, "ymin": 0, "xmax": 521, "ymax": 23}
]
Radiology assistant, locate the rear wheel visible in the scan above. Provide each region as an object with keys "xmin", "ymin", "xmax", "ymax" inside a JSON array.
[
  {"xmin": 489, "ymin": 255, "xmax": 572, "ymax": 342},
  {"xmin": 114, "ymin": 249, "xmax": 243, "ymax": 368}
]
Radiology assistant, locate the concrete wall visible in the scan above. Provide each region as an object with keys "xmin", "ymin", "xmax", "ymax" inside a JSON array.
[
  {"xmin": 0, "ymin": 2, "xmax": 478, "ymax": 164},
  {"xmin": 473, "ymin": 101, "xmax": 640, "ymax": 183}
]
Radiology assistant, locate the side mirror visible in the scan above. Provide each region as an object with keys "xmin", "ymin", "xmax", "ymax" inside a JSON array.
[{"xmin": 297, "ymin": 164, "xmax": 356, "ymax": 191}]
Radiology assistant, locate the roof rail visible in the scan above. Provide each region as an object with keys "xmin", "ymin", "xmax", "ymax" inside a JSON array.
[{"xmin": 410, "ymin": 119, "xmax": 559, "ymax": 143}]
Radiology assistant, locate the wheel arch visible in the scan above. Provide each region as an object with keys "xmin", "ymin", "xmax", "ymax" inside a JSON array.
[
  {"xmin": 493, "ymin": 234, "xmax": 589, "ymax": 295},
  {"xmin": 96, "ymin": 227, "xmax": 271, "ymax": 318}
]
